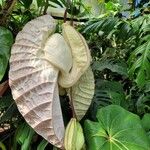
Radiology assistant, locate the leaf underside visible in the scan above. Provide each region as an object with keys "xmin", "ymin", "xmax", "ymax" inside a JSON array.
[
  {"xmin": 70, "ymin": 67, "xmax": 95, "ymax": 120},
  {"xmin": 9, "ymin": 15, "xmax": 65, "ymax": 148}
]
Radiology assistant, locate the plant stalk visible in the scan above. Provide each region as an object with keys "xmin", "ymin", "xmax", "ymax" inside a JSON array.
[
  {"xmin": 0, "ymin": 0, "xmax": 17, "ymax": 26},
  {"xmin": 43, "ymin": 0, "xmax": 49, "ymax": 15},
  {"xmin": 69, "ymin": 88, "xmax": 77, "ymax": 120}
]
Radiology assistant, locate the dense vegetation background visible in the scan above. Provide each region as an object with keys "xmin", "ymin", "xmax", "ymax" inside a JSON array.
[{"xmin": 0, "ymin": 0, "xmax": 150, "ymax": 149}]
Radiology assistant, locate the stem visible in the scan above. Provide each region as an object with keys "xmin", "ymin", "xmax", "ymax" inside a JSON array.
[
  {"xmin": 0, "ymin": 0, "xmax": 17, "ymax": 26},
  {"xmin": 70, "ymin": 0, "xmax": 74, "ymax": 26},
  {"xmin": 43, "ymin": 0, "xmax": 49, "ymax": 15},
  {"xmin": 63, "ymin": 0, "xmax": 70, "ymax": 23},
  {"xmin": 63, "ymin": 9, "xmax": 67, "ymax": 23},
  {"xmin": 39, "ymin": 5, "xmax": 43, "ymax": 16},
  {"xmin": 53, "ymin": 15, "xmax": 88, "ymax": 22},
  {"xmin": 0, "ymin": 80, "xmax": 9, "ymax": 96},
  {"xmin": 69, "ymin": 88, "xmax": 77, "ymax": 120}
]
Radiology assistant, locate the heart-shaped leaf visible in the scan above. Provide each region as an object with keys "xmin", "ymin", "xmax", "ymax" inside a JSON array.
[
  {"xmin": 84, "ymin": 105, "xmax": 150, "ymax": 150},
  {"xmin": 9, "ymin": 15, "xmax": 67, "ymax": 149}
]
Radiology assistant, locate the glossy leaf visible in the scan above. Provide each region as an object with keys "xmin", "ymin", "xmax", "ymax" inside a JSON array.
[
  {"xmin": 0, "ymin": 27, "xmax": 13, "ymax": 81},
  {"xmin": 84, "ymin": 105, "xmax": 150, "ymax": 150}
]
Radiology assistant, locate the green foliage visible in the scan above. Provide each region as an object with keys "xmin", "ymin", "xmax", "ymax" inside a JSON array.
[
  {"xmin": 136, "ymin": 93, "xmax": 150, "ymax": 115},
  {"xmin": 0, "ymin": 93, "xmax": 13, "ymax": 110},
  {"xmin": 89, "ymin": 79, "xmax": 127, "ymax": 120},
  {"xmin": 0, "ymin": 27, "xmax": 13, "ymax": 81},
  {"xmin": 141, "ymin": 113, "xmax": 150, "ymax": 131},
  {"xmin": 0, "ymin": 0, "xmax": 150, "ymax": 149},
  {"xmin": 92, "ymin": 59, "xmax": 128, "ymax": 77},
  {"xmin": 0, "ymin": 142, "xmax": 6, "ymax": 150},
  {"xmin": 128, "ymin": 15, "xmax": 150, "ymax": 88},
  {"xmin": 14, "ymin": 122, "xmax": 35, "ymax": 150},
  {"xmin": 83, "ymin": 17, "xmax": 119, "ymax": 35},
  {"xmin": 20, "ymin": 0, "xmax": 33, "ymax": 9},
  {"xmin": 37, "ymin": 139, "xmax": 48, "ymax": 150},
  {"xmin": 84, "ymin": 105, "xmax": 150, "ymax": 150},
  {"xmin": 0, "ymin": 92, "xmax": 21, "ymax": 125},
  {"xmin": 141, "ymin": 113, "xmax": 150, "ymax": 140}
]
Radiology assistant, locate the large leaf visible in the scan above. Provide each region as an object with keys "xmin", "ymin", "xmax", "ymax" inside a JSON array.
[
  {"xmin": 9, "ymin": 15, "xmax": 68, "ymax": 148},
  {"xmin": 59, "ymin": 23, "xmax": 91, "ymax": 88},
  {"xmin": 84, "ymin": 105, "xmax": 150, "ymax": 150},
  {"xmin": 89, "ymin": 79, "xmax": 126, "ymax": 120},
  {"xmin": 70, "ymin": 67, "xmax": 95, "ymax": 120},
  {"xmin": 128, "ymin": 41, "xmax": 150, "ymax": 88},
  {"xmin": 0, "ymin": 27, "xmax": 13, "ymax": 81},
  {"xmin": 128, "ymin": 16, "xmax": 150, "ymax": 88}
]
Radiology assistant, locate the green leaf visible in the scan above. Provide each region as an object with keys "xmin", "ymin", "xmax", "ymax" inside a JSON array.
[
  {"xmin": 93, "ymin": 59, "xmax": 128, "ymax": 77},
  {"xmin": 136, "ymin": 93, "xmax": 150, "ymax": 115},
  {"xmin": 49, "ymin": 0, "xmax": 66, "ymax": 8},
  {"xmin": 0, "ymin": 142, "xmax": 6, "ymax": 150},
  {"xmin": 36, "ymin": 0, "xmax": 44, "ymax": 7},
  {"xmin": 15, "ymin": 122, "xmax": 35, "ymax": 150},
  {"xmin": 0, "ymin": 93, "xmax": 13, "ymax": 110},
  {"xmin": 145, "ymin": 81, "xmax": 150, "ymax": 92},
  {"xmin": 141, "ymin": 113, "xmax": 150, "ymax": 132},
  {"xmin": 141, "ymin": 113, "xmax": 150, "ymax": 141},
  {"xmin": 16, "ymin": 123, "xmax": 30, "ymax": 144},
  {"xmin": 21, "ymin": 127, "xmax": 35, "ymax": 150},
  {"xmin": 37, "ymin": 139, "xmax": 48, "ymax": 150},
  {"xmin": 84, "ymin": 105, "xmax": 150, "ymax": 150},
  {"xmin": 20, "ymin": 0, "xmax": 33, "ymax": 8},
  {"xmin": 0, "ymin": 27, "xmax": 13, "ymax": 81},
  {"xmin": 89, "ymin": 79, "xmax": 127, "ymax": 120},
  {"xmin": 83, "ymin": 17, "xmax": 118, "ymax": 35},
  {"xmin": 128, "ymin": 41, "xmax": 150, "ymax": 88}
]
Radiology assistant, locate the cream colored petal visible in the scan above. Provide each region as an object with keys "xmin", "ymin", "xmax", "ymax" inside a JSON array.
[
  {"xmin": 9, "ymin": 15, "xmax": 65, "ymax": 149},
  {"xmin": 43, "ymin": 33, "xmax": 72, "ymax": 74},
  {"xmin": 58, "ymin": 23, "xmax": 91, "ymax": 88},
  {"xmin": 69, "ymin": 67, "xmax": 95, "ymax": 120}
]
